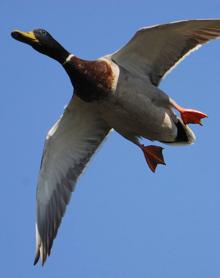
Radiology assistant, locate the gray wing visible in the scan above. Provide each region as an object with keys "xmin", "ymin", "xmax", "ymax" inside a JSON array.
[
  {"xmin": 34, "ymin": 95, "xmax": 110, "ymax": 265},
  {"xmin": 111, "ymin": 19, "xmax": 220, "ymax": 86}
]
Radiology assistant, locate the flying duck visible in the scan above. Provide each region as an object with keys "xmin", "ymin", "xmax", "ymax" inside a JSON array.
[{"xmin": 11, "ymin": 19, "xmax": 220, "ymax": 265}]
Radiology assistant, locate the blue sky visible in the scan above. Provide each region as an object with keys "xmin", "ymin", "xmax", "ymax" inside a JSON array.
[{"xmin": 1, "ymin": 0, "xmax": 220, "ymax": 277}]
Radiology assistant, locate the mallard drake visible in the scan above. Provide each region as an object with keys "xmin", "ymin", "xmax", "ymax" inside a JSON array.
[{"xmin": 11, "ymin": 19, "xmax": 220, "ymax": 265}]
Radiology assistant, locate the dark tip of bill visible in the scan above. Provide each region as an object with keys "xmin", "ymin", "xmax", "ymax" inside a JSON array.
[
  {"xmin": 11, "ymin": 31, "xmax": 25, "ymax": 42},
  {"xmin": 11, "ymin": 30, "xmax": 28, "ymax": 43},
  {"xmin": 11, "ymin": 31, "xmax": 19, "ymax": 39}
]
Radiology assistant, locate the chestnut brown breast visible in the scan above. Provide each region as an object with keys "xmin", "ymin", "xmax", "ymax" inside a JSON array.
[{"xmin": 64, "ymin": 56, "xmax": 115, "ymax": 102}]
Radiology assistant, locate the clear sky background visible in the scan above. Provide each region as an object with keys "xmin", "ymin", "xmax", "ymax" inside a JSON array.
[{"xmin": 1, "ymin": 0, "xmax": 220, "ymax": 277}]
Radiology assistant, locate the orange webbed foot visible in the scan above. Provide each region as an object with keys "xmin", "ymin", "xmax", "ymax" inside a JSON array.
[
  {"xmin": 171, "ymin": 100, "xmax": 208, "ymax": 126},
  {"xmin": 180, "ymin": 109, "xmax": 208, "ymax": 125},
  {"xmin": 140, "ymin": 145, "xmax": 166, "ymax": 173}
]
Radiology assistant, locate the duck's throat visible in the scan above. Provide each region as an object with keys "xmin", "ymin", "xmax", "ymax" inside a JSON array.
[{"xmin": 39, "ymin": 41, "xmax": 70, "ymax": 64}]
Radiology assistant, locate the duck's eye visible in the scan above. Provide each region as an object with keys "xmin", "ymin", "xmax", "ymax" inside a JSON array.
[{"xmin": 40, "ymin": 30, "xmax": 47, "ymax": 36}]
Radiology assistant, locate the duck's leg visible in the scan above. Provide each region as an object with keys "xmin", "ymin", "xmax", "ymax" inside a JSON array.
[
  {"xmin": 170, "ymin": 99, "xmax": 207, "ymax": 125},
  {"xmin": 139, "ymin": 144, "xmax": 166, "ymax": 173},
  {"xmin": 116, "ymin": 131, "xmax": 166, "ymax": 172}
]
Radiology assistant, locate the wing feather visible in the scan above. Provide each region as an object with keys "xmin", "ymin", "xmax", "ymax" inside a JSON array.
[
  {"xmin": 34, "ymin": 95, "xmax": 110, "ymax": 265},
  {"xmin": 111, "ymin": 19, "xmax": 220, "ymax": 86}
]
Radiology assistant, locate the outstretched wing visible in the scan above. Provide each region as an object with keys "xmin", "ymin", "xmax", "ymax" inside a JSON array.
[
  {"xmin": 34, "ymin": 95, "xmax": 110, "ymax": 265},
  {"xmin": 111, "ymin": 19, "xmax": 220, "ymax": 86}
]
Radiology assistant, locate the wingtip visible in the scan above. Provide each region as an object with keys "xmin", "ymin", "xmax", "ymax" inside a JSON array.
[
  {"xmin": 33, "ymin": 248, "xmax": 48, "ymax": 266},
  {"xmin": 33, "ymin": 251, "xmax": 40, "ymax": 266}
]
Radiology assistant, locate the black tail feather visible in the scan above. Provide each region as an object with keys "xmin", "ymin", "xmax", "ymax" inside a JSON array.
[
  {"xmin": 160, "ymin": 119, "xmax": 195, "ymax": 145},
  {"xmin": 175, "ymin": 119, "xmax": 189, "ymax": 143}
]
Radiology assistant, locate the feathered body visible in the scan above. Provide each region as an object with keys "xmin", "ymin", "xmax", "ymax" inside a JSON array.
[{"xmin": 96, "ymin": 58, "xmax": 194, "ymax": 144}]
